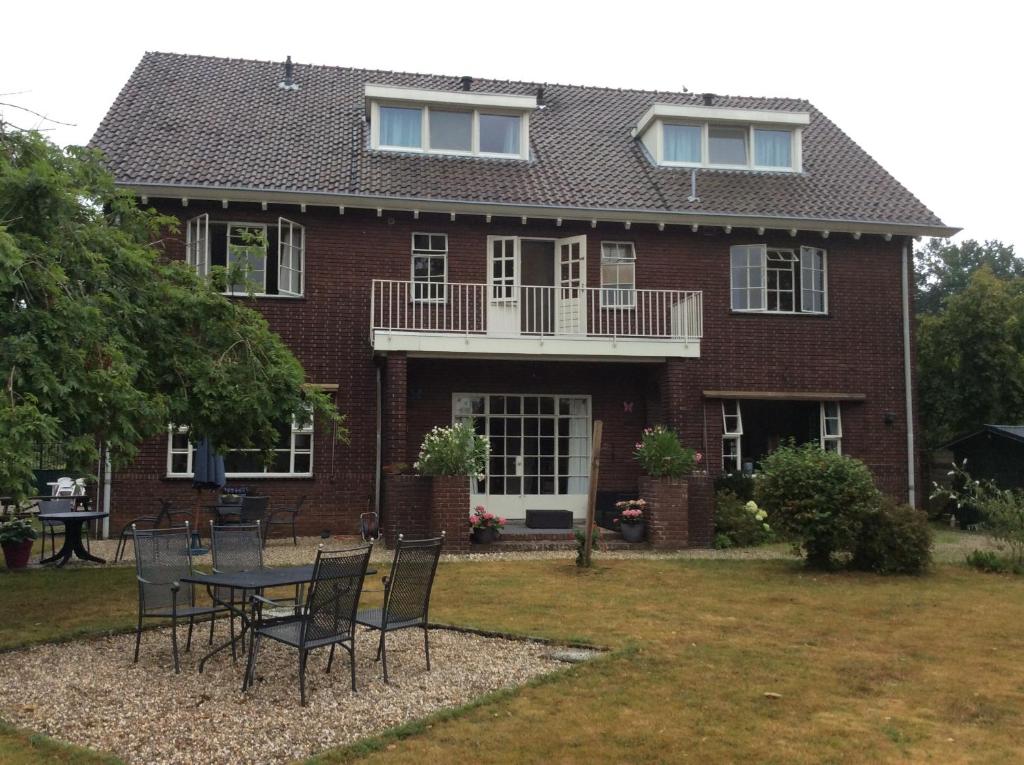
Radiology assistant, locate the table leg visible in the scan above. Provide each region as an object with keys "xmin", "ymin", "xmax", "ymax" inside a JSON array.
[
  {"xmin": 70, "ymin": 522, "xmax": 105, "ymax": 564},
  {"xmin": 39, "ymin": 520, "xmax": 106, "ymax": 566},
  {"xmin": 196, "ymin": 586, "xmax": 248, "ymax": 674}
]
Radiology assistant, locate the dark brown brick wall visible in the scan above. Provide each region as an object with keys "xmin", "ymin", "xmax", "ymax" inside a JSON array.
[
  {"xmin": 429, "ymin": 475, "xmax": 471, "ymax": 553},
  {"xmin": 109, "ymin": 201, "xmax": 917, "ymax": 546},
  {"xmin": 381, "ymin": 474, "xmax": 430, "ymax": 545},
  {"xmin": 638, "ymin": 475, "xmax": 689, "ymax": 549}
]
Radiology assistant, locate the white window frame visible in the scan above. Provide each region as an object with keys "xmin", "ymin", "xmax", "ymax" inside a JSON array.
[
  {"xmin": 722, "ymin": 400, "xmax": 743, "ymax": 472},
  {"xmin": 277, "ymin": 217, "xmax": 305, "ymax": 297},
  {"xmin": 185, "ymin": 213, "xmax": 209, "ymax": 277},
  {"xmin": 731, "ymin": 244, "xmax": 828, "ymax": 315},
  {"xmin": 411, "ymin": 232, "xmax": 448, "ymax": 303},
  {"xmin": 371, "ymin": 101, "xmax": 530, "ymax": 160},
  {"xmin": 653, "ymin": 121, "xmax": 800, "ymax": 172},
  {"xmin": 820, "ymin": 402, "xmax": 842, "ymax": 454},
  {"xmin": 766, "ymin": 249, "xmax": 798, "ymax": 313},
  {"xmin": 226, "ymin": 222, "xmax": 268, "ymax": 295},
  {"xmin": 800, "ymin": 246, "xmax": 828, "ymax": 314},
  {"xmin": 730, "ymin": 244, "xmax": 767, "ymax": 312},
  {"xmin": 600, "ymin": 241, "xmax": 637, "ymax": 309},
  {"xmin": 166, "ymin": 417, "xmax": 314, "ymax": 478}
]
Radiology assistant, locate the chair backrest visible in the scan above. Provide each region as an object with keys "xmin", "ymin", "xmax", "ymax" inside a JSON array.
[
  {"xmin": 132, "ymin": 526, "xmax": 196, "ymax": 612},
  {"xmin": 301, "ymin": 545, "xmax": 372, "ymax": 646},
  {"xmin": 37, "ymin": 497, "xmax": 74, "ymax": 521},
  {"xmin": 52, "ymin": 476, "xmax": 76, "ymax": 496},
  {"xmin": 210, "ymin": 523, "xmax": 263, "ymax": 573},
  {"xmin": 240, "ymin": 495, "xmax": 269, "ymax": 524},
  {"xmin": 382, "ymin": 535, "xmax": 445, "ymax": 626}
]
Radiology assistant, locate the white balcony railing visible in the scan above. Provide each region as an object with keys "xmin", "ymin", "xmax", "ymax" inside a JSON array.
[{"xmin": 370, "ymin": 280, "xmax": 703, "ymax": 345}]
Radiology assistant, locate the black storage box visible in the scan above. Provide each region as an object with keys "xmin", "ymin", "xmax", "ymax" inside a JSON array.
[{"xmin": 525, "ymin": 509, "xmax": 573, "ymax": 529}]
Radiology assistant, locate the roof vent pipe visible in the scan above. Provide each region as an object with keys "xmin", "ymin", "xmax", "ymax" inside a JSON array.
[
  {"xmin": 702, "ymin": 92, "xmax": 715, "ymax": 106},
  {"xmin": 278, "ymin": 55, "xmax": 299, "ymax": 91},
  {"xmin": 460, "ymin": 75, "xmax": 473, "ymax": 91},
  {"xmin": 688, "ymin": 169, "xmax": 700, "ymax": 203},
  {"xmin": 536, "ymin": 85, "xmax": 546, "ymax": 107}
]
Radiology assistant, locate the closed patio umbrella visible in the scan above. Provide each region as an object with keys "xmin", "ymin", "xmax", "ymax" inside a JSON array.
[{"xmin": 191, "ymin": 437, "xmax": 225, "ymax": 552}]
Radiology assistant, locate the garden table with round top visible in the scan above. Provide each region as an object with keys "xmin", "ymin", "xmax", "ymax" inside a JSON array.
[{"xmin": 37, "ymin": 511, "xmax": 109, "ymax": 567}]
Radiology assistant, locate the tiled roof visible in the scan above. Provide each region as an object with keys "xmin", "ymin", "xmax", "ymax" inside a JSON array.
[
  {"xmin": 90, "ymin": 52, "xmax": 952, "ymax": 232},
  {"xmin": 944, "ymin": 424, "xmax": 1024, "ymax": 449}
]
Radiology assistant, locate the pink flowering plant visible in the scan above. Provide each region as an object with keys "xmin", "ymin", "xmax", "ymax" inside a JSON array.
[
  {"xmin": 469, "ymin": 505, "xmax": 506, "ymax": 533},
  {"xmin": 614, "ymin": 498, "xmax": 646, "ymax": 526},
  {"xmin": 634, "ymin": 426, "xmax": 696, "ymax": 478}
]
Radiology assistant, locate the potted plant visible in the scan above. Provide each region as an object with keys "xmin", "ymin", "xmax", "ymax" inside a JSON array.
[
  {"xmin": 1, "ymin": 517, "xmax": 39, "ymax": 571},
  {"xmin": 469, "ymin": 505, "xmax": 506, "ymax": 544},
  {"xmin": 613, "ymin": 499, "xmax": 647, "ymax": 542},
  {"xmin": 634, "ymin": 426, "xmax": 697, "ymax": 548},
  {"xmin": 415, "ymin": 423, "xmax": 490, "ymax": 552}
]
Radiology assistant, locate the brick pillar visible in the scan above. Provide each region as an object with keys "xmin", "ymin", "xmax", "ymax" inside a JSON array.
[
  {"xmin": 638, "ymin": 475, "xmax": 689, "ymax": 549},
  {"xmin": 429, "ymin": 475, "xmax": 470, "ymax": 553},
  {"xmin": 382, "ymin": 474, "xmax": 430, "ymax": 546},
  {"xmin": 658, "ymin": 360, "xmax": 687, "ymax": 432},
  {"xmin": 384, "ymin": 353, "xmax": 408, "ymax": 466},
  {"xmin": 686, "ymin": 475, "xmax": 715, "ymax": 548}
]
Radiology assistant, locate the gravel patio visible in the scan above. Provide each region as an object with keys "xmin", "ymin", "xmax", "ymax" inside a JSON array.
[{"xmin": 0, "ymin": 621, "xmax": 570, "ymax": 764}]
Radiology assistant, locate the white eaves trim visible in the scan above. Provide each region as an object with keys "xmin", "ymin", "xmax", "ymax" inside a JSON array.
[
  {"xmin": 364, "ymin": 84, "xmax": 537, "ymax": 111},
  {"xmin": 633, "ymin": 103, "xmax": 811, "ymax": 138},
  {"xmin": 121, "ymin": 182, "xmax": 961, "ymax": 239}
]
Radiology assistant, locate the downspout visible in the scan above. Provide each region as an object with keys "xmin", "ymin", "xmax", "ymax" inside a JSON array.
[
  {"xmin": 901, "ymin": 241, "xmax": 916, "ymax": 506},
  {"xmin": 375, "ymin": 365, "xmax": 383, "ymax": 519},
  {"xmin": 102, "ymin": 445, "xmax": 112, "ymax": 538}
]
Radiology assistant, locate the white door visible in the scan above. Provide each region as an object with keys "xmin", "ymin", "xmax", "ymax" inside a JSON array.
[
  {"xmin": 555, "ymin": 236, "xmax": 587, "ymax": 335},
  {"xmin": 487, "ymin": 236, "xmax": 520, "ymax": 336}
]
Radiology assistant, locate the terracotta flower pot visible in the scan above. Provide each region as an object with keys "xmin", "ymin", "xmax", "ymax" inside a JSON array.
[{"xmin": 2, "ymin": 539, "xmax": 34, "ymax": 570}]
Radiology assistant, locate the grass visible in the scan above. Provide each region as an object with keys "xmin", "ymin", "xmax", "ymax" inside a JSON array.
[{"xmin": 2, "ymin": 555, "xmax": 1024, "ymax": 763}]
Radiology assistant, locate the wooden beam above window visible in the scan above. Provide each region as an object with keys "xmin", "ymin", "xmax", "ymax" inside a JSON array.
[
  {"xmin": 703, "ymin": 390, "xmax": 866, "ymax": 402},
  {"xmin": 304, "ymin": 383, "xmax": 339, "ymax": 392}
]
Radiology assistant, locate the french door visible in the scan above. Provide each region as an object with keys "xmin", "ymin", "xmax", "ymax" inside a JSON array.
[
  {"xmin": 485, "ymin": 236, "xmax": 587, "ymax": 337},
  {"xmin": 454, "ymin": 393, "xmax": 591, "ymax": 518},
  {"xmin": 556, "ymin": 236, "xmax": 587, "ymax": 335}
]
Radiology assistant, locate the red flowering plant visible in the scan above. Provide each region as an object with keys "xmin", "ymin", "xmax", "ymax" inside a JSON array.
[
  {"xmin": 468, "ymin": 505, "xmax": 507, "ymax": 533},
  {"xmin": 613, "ymin": 498, "xmax": 647, "ymax": 525}
]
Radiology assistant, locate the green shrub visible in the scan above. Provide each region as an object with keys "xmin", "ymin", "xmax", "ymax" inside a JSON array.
[
  {"xmin": 713, "ymin": 490, "xmax": 773, "ymax": 548},
  {"xmin": 574, "ymin": 527, "xmax": 602, "ymax": 567},
  {"xmin": 851, "ymin": 500, "xmax": 933, "ymax": 575},
  {"xmin": 634, "ymin": 426, "xmax": 695, "ymax": 478},
  {"xmin": 714, "ymin": 472, "xmax": 757, "ymax": 502},
  {"xmin": 935, "ymin": 461, "xmax": 1024, "ymax": 564},
  {"xmin": 414, "ymin": 423, "xmax": 489, "ymax": 477},
  {"xmin": 0, "ymin": 517, "xmax": 38, "ymax": 544},
  {"xmin": 755, "ymin": 442, "xmax": 880, "ymax": 569},
  {"xmin": 965, "ymin": 549, "xmax": 1010, "ymax": 573}
]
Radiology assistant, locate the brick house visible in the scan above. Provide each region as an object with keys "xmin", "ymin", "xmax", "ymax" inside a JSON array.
[{"xmin": 90, "ymin": 52, "xmax": 956, "ymax": 547}]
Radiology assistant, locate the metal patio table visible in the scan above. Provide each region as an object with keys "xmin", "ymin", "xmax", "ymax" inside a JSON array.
[
  {"xmin": 181, "ymin": 563, "xmax": 376, "ymax": 673},
  {"xmin": 37, "ymin": 511, "xmax": 109, "ymax": 567}
]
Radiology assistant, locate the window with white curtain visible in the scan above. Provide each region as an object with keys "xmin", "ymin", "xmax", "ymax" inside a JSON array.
[
  {"xmin": 820, "ymin": 402, "xmax": 842, "ymax": 453},
  {"xmin": 411, "ymin": 233, "xmax": 448, "ymax": 302},
  {"xmin": 653, "ymin": 121, "xmax": 798, "ymax": 171},
  {"xmin": 730, "ymin": 244, "xmax": 827, "ymax": 314},
  {"xmin": 600, "ymin": 242, "xmax": 636, "ymax": 308},
  {"xmin": 373, "ymin": 103, "xmax": 527, "ymax": 159},
  {"xmin": 722, "ymin": 400, "xmax": 743, "ymax": 472},
  {"xmin": 227, "ymin": 223, "xmax": 268, "ymax": 294}
]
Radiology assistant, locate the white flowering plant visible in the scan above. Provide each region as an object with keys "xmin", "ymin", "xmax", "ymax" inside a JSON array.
[
  {"xmin": 713, "ymin": 490, "xmax": 774, "ymax": 549},
  {"xmin": 414, "ymin": 423, "xmax": 489, "ymax": 478}
]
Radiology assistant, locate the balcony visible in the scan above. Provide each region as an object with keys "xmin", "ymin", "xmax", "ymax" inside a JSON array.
[{"xmin": 370, "ymin": 280, "xmax": 702, "ymax": 360}]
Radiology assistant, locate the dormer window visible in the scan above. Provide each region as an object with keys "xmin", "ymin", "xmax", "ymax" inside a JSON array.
[
  {"xmin": 635, "ymin": 104, "xmax": 809, "ymax": 172},
  {"xmin": 367, "ymin": 84, "xmax": 534, "ymax": 160}
]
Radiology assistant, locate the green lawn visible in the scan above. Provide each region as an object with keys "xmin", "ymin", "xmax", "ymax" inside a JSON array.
[{"xmin": 2, "ymin": 556, "xmax": 1024, "ymax": 764}]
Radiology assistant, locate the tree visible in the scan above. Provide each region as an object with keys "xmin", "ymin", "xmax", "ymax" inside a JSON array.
[
  {"xmin": 915, "ymin": 237, "xmax": 1022, "ymax": 315},
  {"xmin": 917, "ymin": 267, "xmax": 1024, "ymax": 447},
  {"xmin": 0, "ymin": 128, "xmax": 345, "ymax": 500}
]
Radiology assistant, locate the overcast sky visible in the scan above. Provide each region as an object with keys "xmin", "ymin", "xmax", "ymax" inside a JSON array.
[{"xmin": 3, "ymin": 1, "xmax": 1018, "ymax": 248}]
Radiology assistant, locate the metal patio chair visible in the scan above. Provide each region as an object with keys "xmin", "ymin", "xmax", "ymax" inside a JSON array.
[
  {"xmin": 36, "ymin": 497, "xmax": 75, "ymax": 563},
  {"xmin": 264, "ymin": 495, "xmax": 306, "ymax": 547},
  {"xmin": 244, "ymin": 544, "xmax": 372, "ymax": 705},
  {"xmin": 131, "ymin": 524, "xmax": 227, "ymax": 673},
  {"xmin": 114, "ymin": 498, "xmax": 192, "ymax": 562},
  {"xmin": 209, "ymin": 522, "xmax": 264, "ymax": 653},
  {"xmin": 355, "ymin": 533, "xmax": 444, "ymax": 683}
]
